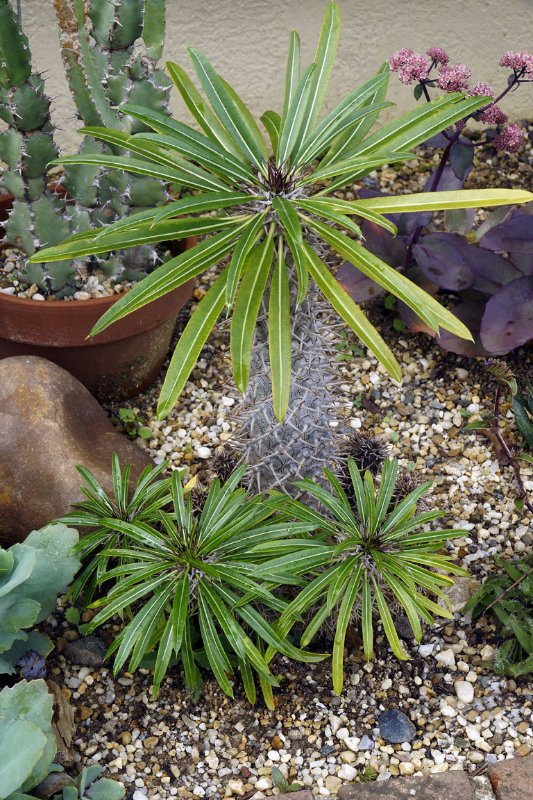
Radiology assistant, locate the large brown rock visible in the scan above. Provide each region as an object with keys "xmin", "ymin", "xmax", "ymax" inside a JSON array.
[{"xmin": 0, "ymin": 356, "xmax": 153, "ymax": 544}]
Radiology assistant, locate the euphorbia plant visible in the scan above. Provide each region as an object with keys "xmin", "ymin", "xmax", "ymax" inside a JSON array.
[
  {"xmin": 339, "ymin": 46, "xmax": 533, "ymax": 355},
  {"xmin": 31, "ymin": 2, "xmax": 533, "ymax": 418}
]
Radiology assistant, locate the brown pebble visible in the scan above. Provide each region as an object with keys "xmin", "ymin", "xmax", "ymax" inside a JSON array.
[
  {"xmin": 78, "ymin": 706, "xmax": 93, "ymax": 721},
  {"xmin": 271, "ymin": 735, "xmax": 284, "ymax": 750},
  {"xmin": 120, "ymin": 732, "xmax": 132, "ymax": 745},
  {"xmin": 144, "ymin": 736, "xmax": 159, "ymax": 749}
]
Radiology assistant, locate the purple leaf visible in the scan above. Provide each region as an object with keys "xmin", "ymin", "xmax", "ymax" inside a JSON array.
[
  {"xmin": 510, "ymin": 252, "xmax": 533, "ymax": 276},
  {"xmin": 425, "ymin": 165, "xmax": 464, "ymax": 193},
  {"xmin": 463, "ymin": 248, "xmax": 522, "ymax": 294},
  {"xmin": 397, "ymin": 267, "xmax": 440, "ymax": 335},
  {"xmin": 361, "ymin": 220, "xmax": 407, "ymax": 266},
  {"xmin": 336, "ymin": 261, "xmax": 385, "ymax": 303},
  {"xmin": 479, "ymin": 213, "xmax": 533, "ymax": 254},
  {"xmin": 444, "ymin": 206, "xmax": 476, "ymax": 235},
  {"xmin": 413, "ymin": 232, "xmax": 474, "ymax": 291},
  {"xmin": 436, "ymin": 301, "xmax": 490, "ymax": 357},
  {"xmin": 449, "ymin": 142, "xmax": 473, "ymax": 181},
  {"xmin": 480, "ymin": 276, "xmax": 533, "ymax": 352}
]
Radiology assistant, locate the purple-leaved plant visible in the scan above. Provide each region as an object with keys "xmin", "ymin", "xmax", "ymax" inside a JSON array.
[{"xmin": 339, "ymin": 48, "xmax": 533, "ymax": 356}]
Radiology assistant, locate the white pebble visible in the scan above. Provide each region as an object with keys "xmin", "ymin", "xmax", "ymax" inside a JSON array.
[
  {"xmin": 196, "ymin": 446, "xmax": 212, "ymax": 459},
  {"xmin": 454, "ymin": 680, "xmax": 474, "ymax": 703},
  {"xmin": 435, "ymin": 648, "xmax": 456, "ymax": 669},
  {"xmin": 337, "ymin": 764, "xmax": 357, "ymax": 781}
]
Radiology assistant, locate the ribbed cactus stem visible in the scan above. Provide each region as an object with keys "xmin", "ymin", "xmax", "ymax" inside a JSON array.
[{"xmin": 232, "ymin": 250, "xmax": 347, "ymax": 496}]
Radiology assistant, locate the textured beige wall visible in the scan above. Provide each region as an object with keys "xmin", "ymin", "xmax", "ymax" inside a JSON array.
[{"xmin": 17, "ymin": 0, "xmax": 533, "ymax": 152}]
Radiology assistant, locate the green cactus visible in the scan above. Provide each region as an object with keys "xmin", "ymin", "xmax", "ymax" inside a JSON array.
[
  {"xmin": 0, "ymin": 0, "xmax": 91, "ymax": 297},
  {"xmin": 0, "ymin": 524, "xmax": 80, "ymax": 675},
  {"xmin": 0, "ymin": 0, "xmax": 171, "ymax": 297},
  {"xmin": 53, "ymin": 0, "xmax": 171, "ymax": 282}
]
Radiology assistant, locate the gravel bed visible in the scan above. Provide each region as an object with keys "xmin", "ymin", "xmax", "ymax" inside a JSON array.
[{"xmin": 48, "ymin": 133, "xmax": 533, "ymax": 797}]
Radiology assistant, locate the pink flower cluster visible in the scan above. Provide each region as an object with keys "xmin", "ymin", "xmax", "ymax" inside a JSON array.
[
  {"xmin": 437, "ymin": 63, "xmax": 471, "ymax": 92},
  {"xmin": 426, "ymin": 47, "xmax": 449, "ymax": 65},
  {"xmin": 493, "ymin": 123, "xmax": 523, "ymax": 152},
  {"xmin": 500, "ymin": 51, "xmax": 533, "ymax": 77},
  {"xmin": 468, "ymin": 82, "xmax": 508, "ymax": 124},
  {"xmin": 388, "ymin": 48, "xmax": 430, "ymax": 84}
]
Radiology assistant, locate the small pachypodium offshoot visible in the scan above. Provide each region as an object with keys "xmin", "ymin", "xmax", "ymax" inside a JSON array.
[
  {"xmin": 31, "ymin": 2, "xmax": 533, "ymax": 423},
  {"xmin": 341, "ymin": 46, "xmax": 533, "ymax": 356},
  {"xmin": 62, "ymin": 460, "xmax": 324, "ymax": 703},
  {"xmin": 266, "ymin": 458, "xmax": 467, "ymax": 693}
]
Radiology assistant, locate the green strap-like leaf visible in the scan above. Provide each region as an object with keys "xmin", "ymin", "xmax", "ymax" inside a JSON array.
[
  {"xmin": 188, "ymin": 48, "xmax": 267, "ymax": 171},
  {"xmin": 321, "ymin": 62, "xmax": 390, "ymax": 166},
  {"xmin": 30, "ymin": 214, "xmax": 240, "ymax": 265},
  {"xmin": 166, "ymin": 61, "xmax": 244, "ymax": 158},
  {"xmin": 356, "ymin": 188, "xmax": 533, "ymax": 213},
  {"xmin": 121, "ymin": 104, "xmax": 255, "ymax": 183},
  {"xmin": 296, "ymin": 202, "xmax": 362, "ymax": 238},
  {"xmin": 298, "ymin": 0, "xmax": 340, "ymax": 144},
  {"xmin": 239, "ymin": 657, "xmax": 257, "ymax": 705},
  {"xmin": 332, "ymin": 565, "xmax": 362, "ymax": 694},
  {"xmin": 296, "ymin": 95, "xmax": 391, "ymax": 169},
  {"xmin": 269, "ymin": 238, "xmax": 292, "ymax": 422},
  {"xmin": 304, "ymin": 151, "xmax": 415, "ymax": 188},
  {"xmin": 373, "ymin": 577, "xmax": 409, "ymax": 660},
  {"xmin": 361, "ymin": 573, "xmax": 373, "ymax": 660},
  {"xmin": 282, "ymin": 30, "xmax": 300, "ymax": 120},
  {"xmin": 352, "ymin": 92, "xmax": 488, "ymax": 158},
  {"xmin": 200, "ymin": 581, "xmax": 247, "ymax": 662},
  {"xmin": 296, "ymin": 196, "xmax": 397, "ymax": 234},
  {"xmin": 261, "ymin": 110, "xmax": 281, "ymax": 155},
  {"xmin": 157, "ymin": 269, "xmax": 228, "ymax": 419},
  {"xmin": 226, "ymin": 212, "xmax": 267, "ymax": 307},
  {"xmin": 198, "ymin": 590, "xmax": 234, "ymax": 697},
  {"xmin": 277, "ymin": 63, "xmax": 316, "ymax": 166},
  {"xmin": 271, "ymin": 197, "xmax": 308, "ymax": 304},
  {"xmin": 303, "ymin": 242, "xmax": 402, "ymax": 382},
  {"xmin": 151, "ymin": 191, "xmax": 254, "ymax": 226},
  {"xmin": 153, "ymin": 573, "xmax": 189, "ymax": 694},
  {"xmin": 231, "ymin": 228, "xmax": 275, "ymax": 392},
  {"xmin": 89, "ymin": 224, "xmax": 246, "ymax": 338},
  {"xmin": 56, "ymin": 152, "xmax": 230, "ymax": 194},
  {"xmin": 182, "ymin": 617, "xmax": 202, "ymax": 699},
  {"xmin": 305, "ymin": 217, "xmax": 474, "ymax": 341}
]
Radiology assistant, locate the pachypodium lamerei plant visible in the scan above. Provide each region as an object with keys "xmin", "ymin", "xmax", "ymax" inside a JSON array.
[
  {"xmin": 0, "ymin": 524, "xmax": 80, "ymax": 676},
  {"xmin": 266, "ymin": 458, "xmax": 467, "ymax": 693},
  {"xmin": 0, "ymin": 680, "xmax": 125, "ymax": 800},
  {"xmin": 339, "ymin": 46, "xmax": 533, "ymax": 356},
  {"xmin": 32, "ymin": 3, "xmax": 533, "ymax": 497},
  {"xmin": 60, "ymin": 462, "xmax": 324, "ymax": 704},
  {"xmin": 0, "ymin": 0, "xmax": 172, "ymax": 297}
]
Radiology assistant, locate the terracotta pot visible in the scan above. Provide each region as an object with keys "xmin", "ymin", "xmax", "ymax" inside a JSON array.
[{"xmin": 0, "ymin": 196, "xmax": 195, "ymax": 399}]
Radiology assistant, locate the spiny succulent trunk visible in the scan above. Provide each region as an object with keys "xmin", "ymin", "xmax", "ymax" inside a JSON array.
[{"xmin": 232, "ymin": 248, "xmax": 347, "ymax": 496}]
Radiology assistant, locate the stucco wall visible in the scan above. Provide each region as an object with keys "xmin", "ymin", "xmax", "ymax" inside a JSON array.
[{"xmin": 15, "ymin": 0, "xmax": 533, "ymax": 152}]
